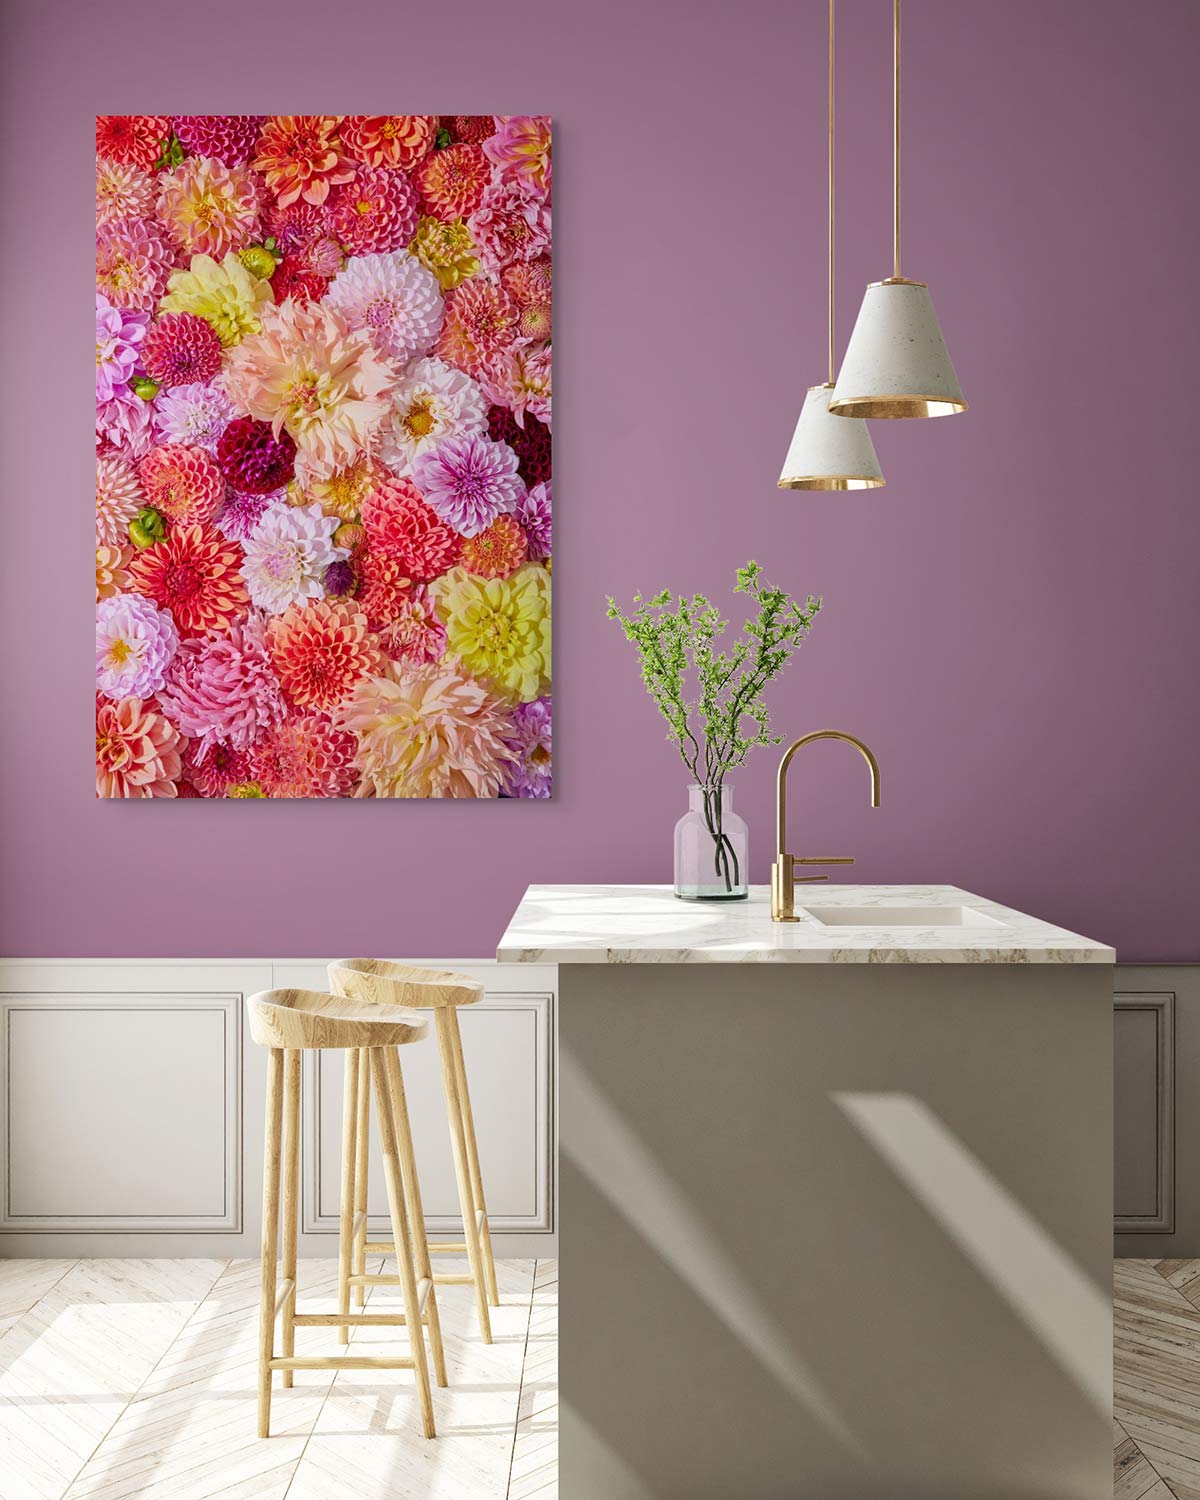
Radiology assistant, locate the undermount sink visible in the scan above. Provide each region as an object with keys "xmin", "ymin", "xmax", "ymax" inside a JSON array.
[{"xmin": 798, "ymin": 904, "xmax": 1007, "ymax": 928}]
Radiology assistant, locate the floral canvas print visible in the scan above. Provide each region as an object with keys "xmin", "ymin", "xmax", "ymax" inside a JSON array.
[{"xmin": 95, "ymin": 115, "xmax": 552, "ymax": 799}]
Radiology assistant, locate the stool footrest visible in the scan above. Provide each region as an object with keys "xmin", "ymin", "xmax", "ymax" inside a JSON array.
[
  {"xmin": 293, "ymin": 1311, "xmax": 427, "ymax": 1327},
  {"xmin": 348, "ymin": 1272, "xmax": 400, "ymax": 1286},
  {"xmin": 269, "ymin": 1355, "xmax": 415, "ymax": 1372},
  {"xmin": 433, "ymin": 1273, "xmax": 475, "ymax": 1285},
  {"xmin": 427, "ymin": 1241, "xmax": 468, "ymax": 1254}
]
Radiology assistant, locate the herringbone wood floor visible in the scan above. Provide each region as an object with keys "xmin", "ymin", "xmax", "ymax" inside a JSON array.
[
  {"xmin": 0, "ymin": 1256, "xmax": 557, "ymax": 1500},
  {"xmin": 2, "ymin": 1255, "xmax": 1196, "ymax": 1497},
  {"xmin": 1115, "ymin": 1259, "xmax": 1200, "ymax": 1500}
]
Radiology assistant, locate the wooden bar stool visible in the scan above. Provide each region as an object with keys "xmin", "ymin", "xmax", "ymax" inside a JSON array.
[
  {"xmin": 248, "ymin": 987, "xmax": 446, "ymax": 1440},
  {"xmin": 328, "ymin": 959, "xmax": 500, "ymax": 1345}
]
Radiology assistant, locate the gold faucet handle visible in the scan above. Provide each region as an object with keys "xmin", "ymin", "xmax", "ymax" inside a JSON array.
[{"xmin": 794, "ymin": 856, "xmax": 855, "ymax": 865}]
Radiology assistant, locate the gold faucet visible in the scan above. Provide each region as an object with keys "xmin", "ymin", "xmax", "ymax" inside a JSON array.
[{"xmin": 771, "ymin": 730, "xmax": 881, "ymax": 922}]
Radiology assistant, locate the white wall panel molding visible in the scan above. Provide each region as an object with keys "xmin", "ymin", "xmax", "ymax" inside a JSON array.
[
  {"xmin": 0, "ymin": 989, "xmax": 243, "ymax": 1233},
  {"xmin": 0, "ymin": 957, "xmax": 556, "ymax": 1256}
]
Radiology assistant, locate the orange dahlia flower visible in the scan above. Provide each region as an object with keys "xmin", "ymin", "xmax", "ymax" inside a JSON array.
[
  {"xmin": 413, "ymin": 144, "xmax": 489, "ymax": 221},
  {"xmin": 254, "ymin": 116, "xmax": 355, "ymax": 208},
  {"xmin": 266, "ymin": 597, "xmax": 384, "ymax": 712},
  {"xmin": 96, "ymin": 695, "xmax": 182, "ymax": 798},
  {"xmin": 137, "ymin": 444, "xmax": 225, "ymax": 526},
  {"xmin": 460, "ymin": 514, "xmax": 528, "ymax": 579},
  {"xmin": 340, "ymin": 115, "xmax": 437, "ymax": 171},
  {"xmin": 127, "ymin": 524, "xmax": 250, "ymax": 637}
]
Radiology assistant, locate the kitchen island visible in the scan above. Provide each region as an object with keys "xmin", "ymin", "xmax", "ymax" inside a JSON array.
[{"xmin": 498, "ymin": 883, "xmax": 1115, "ymax": 1500}]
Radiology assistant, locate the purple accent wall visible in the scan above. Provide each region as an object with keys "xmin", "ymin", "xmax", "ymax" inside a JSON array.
[{"xmin": 1, "ymin": 0, "xmax": 1197, "ymax": 961}]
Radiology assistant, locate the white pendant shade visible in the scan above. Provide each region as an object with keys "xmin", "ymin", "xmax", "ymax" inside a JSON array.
[
  {"xmin": 829, "ymin": 277, "xmax": 966, "ymax": 419},
  {"xmin": 778, "ymin": 383, "xmax": 884, "ymax": 490}
]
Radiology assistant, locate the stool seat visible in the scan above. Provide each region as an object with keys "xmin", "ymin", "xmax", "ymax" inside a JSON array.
[
  {"xmin": 329, "ymin": 958, "xmax": 484, "ymax": 1009},
  {"xmin": 248, "ymin": 988, "xmax": 428, "ymax": 1051}
]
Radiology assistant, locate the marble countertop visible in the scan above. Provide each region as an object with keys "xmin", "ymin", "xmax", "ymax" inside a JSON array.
[{"xmin": 495, "ymin": 884, "xmax": 1115, "ymax": 965}]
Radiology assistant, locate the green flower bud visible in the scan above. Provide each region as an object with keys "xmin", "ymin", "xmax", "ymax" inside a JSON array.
[
  {"xmin": 128, "ymin": 507, "xmax": 166, "ymax": 549},
  {"xmin": 435, "ymin": 127, "xmax": 452, "ymax": 150},
  {"xmin": 228, "ymin": 782, "xmax": 265, "ymax": 798},
  {"xmin": 133, "ymin": 377, "xmax": 159, "ymax": 401}
]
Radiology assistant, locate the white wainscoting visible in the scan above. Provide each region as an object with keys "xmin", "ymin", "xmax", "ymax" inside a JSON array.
[{"xmin": 0, "ymin": 958, "xmax": 556, "ymax": 1258}]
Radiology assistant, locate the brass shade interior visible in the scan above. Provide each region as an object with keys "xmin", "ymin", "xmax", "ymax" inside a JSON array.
[
  {"xmin": 778, "ymin": 475, "xmax": 886, "ymax": 491},
  {"xmin": 828, "ymin": 395, "xmax": 968, "ymax": 419}
]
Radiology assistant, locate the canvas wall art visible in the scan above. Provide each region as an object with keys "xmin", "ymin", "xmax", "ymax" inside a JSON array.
[{"xmin": 95, "ymin": 115, "xmax": 552, "ymax": 799}]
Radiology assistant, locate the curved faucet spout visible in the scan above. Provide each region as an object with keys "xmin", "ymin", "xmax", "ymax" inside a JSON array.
[
  {"xmin": 771, "ymin": 730, "xmax": 881, "ymax": 922},
  {"xmin": 776, "ymin": 730, "xmax": 881, "ymax": 854}
]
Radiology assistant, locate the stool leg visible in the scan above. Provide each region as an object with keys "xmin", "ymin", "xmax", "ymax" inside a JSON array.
[
  {"xmin": 447, "ymin": 1006, "xmax": 500, "ymax": 1308},
  {"xmin": 337, "ymin": 1048, "xmax": 360, "ymax": 1344},
  {"xmin": 384, "ymin": 1047, "xmax": 448, "ymax": 1388},
  {"xmin": 353, "ymin": 1047, "xmax": 370, "ymax": 1307},
  {"xmin": 257, "ymin": 1047, "xmax": 284, "ymax": 1438},
  {"xmin": 280, "ymin": 1049, "xmax": 301, "ymax": 1388},
  {"xmin": 369, "ymin": 1049, "xmax": 436, "ymax": 1439},
  {"xmin": 434, "ymin": 1008, "xmax": 492, "ymax": 1344}
]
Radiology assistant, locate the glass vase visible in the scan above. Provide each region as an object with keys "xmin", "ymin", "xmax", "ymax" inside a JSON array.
[{"xmin": 674, "ymin": 784, "xmax": 749, "ymax": 901}]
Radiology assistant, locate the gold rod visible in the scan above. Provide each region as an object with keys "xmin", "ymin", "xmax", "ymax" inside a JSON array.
[
  {"xmin": 827, "ymin": 0, "xmax": 835, "ymax": 385},
  {"xmin": 893, "ymin": 0, "xmax": 901, "ymax": 280}
]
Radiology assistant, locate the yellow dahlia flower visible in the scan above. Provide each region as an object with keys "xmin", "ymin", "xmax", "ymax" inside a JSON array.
[
  {"xmin": 159, "ymin": 251, "xmax": 274, "ymax": 348},
  {"xmin": 410, "ymin": 216, "xmax": 480, "ymax": 291},
  {"xmin": 434, "ymin": 563, "xmax": 550, "ymax": 703}
]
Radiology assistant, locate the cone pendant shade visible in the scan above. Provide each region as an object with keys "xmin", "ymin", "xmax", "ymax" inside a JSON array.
[
  {"xmin": 829, "ymin": 277, "xmax": 966, "ymax": 419},
  {"xmin": 776, "ymin": 0, "xmax": 884, "ymax": 492},
  {"xmin": 779, "ymin": 383, "xmax": 884, "ymax": 490}
]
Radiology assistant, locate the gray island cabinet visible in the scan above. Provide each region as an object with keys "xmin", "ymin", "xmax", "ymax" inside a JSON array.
[{"xmin": 498, "ymin": 882, "xmax": 1115, "ymax": 1500}]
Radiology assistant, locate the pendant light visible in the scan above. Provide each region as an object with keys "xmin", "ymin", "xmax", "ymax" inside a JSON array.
[
  {"xmin": 778, "ymin": 0, "xmax": 884, "ymax": 491},
  {"xmin": 829, "ymin": 0, "xmax": 966, "ymax": 419}
]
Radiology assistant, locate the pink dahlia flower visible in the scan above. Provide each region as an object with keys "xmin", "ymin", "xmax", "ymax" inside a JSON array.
[
  {"xmin": 157, "ymin": 156, "xmax": 261, "ymax": 259},
  {"xmin": 469, "ymin": 181, "xmax": 551, "ymax": 271},
  {"xmin": 96, "ymin": 452, "xmax": 145, "ymax": 547},
  {"xmin": 436, "ymin": 279, "xmax": 519, "ymax": 375},
  {"xmin": 97, "ymin": 387, "xmax": 156, "ymax": 459},
  {"xmin": 360, "ymin": 478, "xmax": 460, "ymax": 582},
  {"xmin": 158, "ymin": 612, "xmax": 287, "ymax": 758},
  {"xmin": 329, "ymin": 165, "xmax": 420, "ymax": 256},
  {"xmin": 324, "ymin": 250, "xmax": 444, "ymax": 367},
  {"xmin": 173, "ymin": 116, "xmax": 265, "ymax": 167},
  {"xmin": 96, "ymin": 592, "xmax": 179, "ymax": 701},
  {"xmin": 214, "ymin": 488, "xmax": 274, "ymax": 542},
  {"xmin": 183, "ymin": 739, "xmax": 253, "ymax": 797},
  {"xmin": 95, "ymin": 695, "xmax": 182, "ymax": 798},
  {"xmin": 96, "ymin": 294, "xmax": 148, "ymax": 405},
  {"xmin": 153, "ymin": 382, "xmax": 236, "ymax": 454},
  {"xmin": 515, "ymin": 480, "xmax": 552, "ymax": 561},
  {"xmin": 96, "ymin": 157, "xmax": 156, "ymax": 227},
  {"xmin": 137, "ymin": 444, "xmax": 225, "ymax": 527},
  {"xmin": 501, "ymin": 695, "xmax": 552, "ymax": 799},
  {"xmin": 483, "ymin": 116, "xmax": 552, "ymax": 198},
  {"xmin": 96, "ymin": 217, "xmax": 174, "ymax": 313},
  {"xmin": 127, "ymin": 523, "xmax": 250, "ymax": 637},
  {"xmin": 412, "ymin": 433, "xmax": 525, "ymax": 539},
  {"xmin": 376, "ymin": 585, "xmax": 447, "ymax": 665},
  {"xmin": 141, "ymin": 312, "xmax": 224, "ymax": 389},
  {"xmin": 240, "ymin": 500, "xmax": 345, "ymax": 614},
  {"xmin": 477, "ymin": 345, "xmax": 552, "ymax": 430},
  {"xmin": 250, "ymin": 715, "xmax": 358, "ymax": 798}
]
